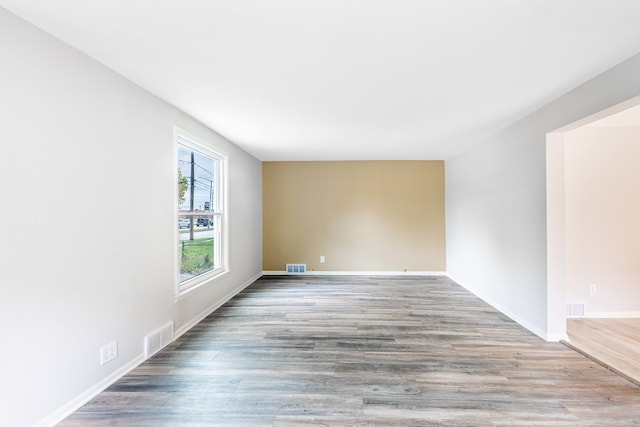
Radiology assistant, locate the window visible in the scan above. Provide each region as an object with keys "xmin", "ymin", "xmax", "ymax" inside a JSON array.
[{"xmin": 175, "ymin": 128, "xmax": 227, "ymax": 294}]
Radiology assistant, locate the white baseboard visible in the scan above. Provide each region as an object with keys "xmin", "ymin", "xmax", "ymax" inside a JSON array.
[
  {"xmin": 586, "ymin": 311, "xmax": 640, "ymax": 319},
  {"xmin": 37, "ymin": 272, "xmax": 262, "ymax": 427},
  {"xmin": 546, "ymin": 332, "xmax": 570, "ymax": 342},
  {"xmin": 174, "ymin": 271, "xmax": 262, "ymax": 339},
  {"xmin": 35, "ymin": 353, "xmax": 146, "ymax": 427},
  {"xmin": 261, "ymin": 270, "xmax": 447, "ymax": 276},
  {"xmin": 447, "ymin": 274, "xmax": 566, "ymax": 342}
]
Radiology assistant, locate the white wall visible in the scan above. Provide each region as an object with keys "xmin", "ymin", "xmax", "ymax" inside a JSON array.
[
  {"xmin": 0, "ymin": 8, "xmax": 262, "ymax": 427},
  {"xmin": 565, "ymin": 126, "xmax": 640, "ymax": 316},
  {"xmin": 446, "ymin": 52, "xmax": 640, "ymax": 341}
]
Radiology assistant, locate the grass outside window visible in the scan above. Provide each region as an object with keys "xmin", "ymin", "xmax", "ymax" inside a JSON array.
[{"xmin": 179, "ymin": 237, "xmax": 214, "ymax": 281}]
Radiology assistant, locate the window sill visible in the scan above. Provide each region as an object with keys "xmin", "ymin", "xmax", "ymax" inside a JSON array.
[{"xmin": 175, "ymin": 269, "xmax": 230, "ymax": 301}]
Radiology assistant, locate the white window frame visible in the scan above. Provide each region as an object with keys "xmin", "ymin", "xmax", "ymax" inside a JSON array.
[{"xmin": 174, "ymin": 127, "xmax": 228, "ymax": 296}]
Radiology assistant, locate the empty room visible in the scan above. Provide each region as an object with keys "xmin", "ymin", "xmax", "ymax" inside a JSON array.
[{"xmin": 2, "ymin": 1, "xmax": 640, "ymax": 426}]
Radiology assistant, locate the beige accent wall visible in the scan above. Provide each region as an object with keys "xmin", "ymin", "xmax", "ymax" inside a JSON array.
[{"xmin": 263, "ymin": 161, "xmax": 445, "ymax": 272}]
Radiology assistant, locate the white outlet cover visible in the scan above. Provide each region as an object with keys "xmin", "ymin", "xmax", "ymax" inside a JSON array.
[{"xmin": 100, "ymin": 340, "xmax": 118, "ymax": 365}]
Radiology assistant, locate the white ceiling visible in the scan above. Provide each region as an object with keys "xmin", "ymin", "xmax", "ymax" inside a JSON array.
[{"xmin": 3, "ymin": 0, "xmax": 640, "ymax": 160}]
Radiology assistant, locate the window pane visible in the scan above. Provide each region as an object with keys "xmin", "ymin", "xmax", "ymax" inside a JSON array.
[
  {"xmin": 178, "ymin": 228, "xmax": 214, "ymax": 282},
  {"xmin": 176, "ymin": 129, "xmax": 226, "ymax": 292},
  {"xmin": 178, "ymin": 147, "xmax": 217, "ymax": 212},
  {"xmin": 178, "ymin": 146, "xmax": 218, "ymax": 284}
]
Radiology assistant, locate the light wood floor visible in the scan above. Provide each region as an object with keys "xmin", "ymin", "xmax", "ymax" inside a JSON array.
[
  {"xmin": 565, "ymin": 318, "xmax": 640, "ymax": 387},
  {"xmin": 59, "ymin": 276, "xmax": 640, "ymax": 426}
]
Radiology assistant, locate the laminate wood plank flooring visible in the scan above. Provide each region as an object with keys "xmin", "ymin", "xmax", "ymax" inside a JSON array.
[
  {"xmin": 59, "ymin": 276, "xmax": 640, "ymax": 426},
  {"xmin": 565, "ymin": 318, "xmax": 640, "ymax": 386}
]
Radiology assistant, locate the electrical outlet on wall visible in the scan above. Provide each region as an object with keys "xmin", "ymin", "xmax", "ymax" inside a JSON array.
[
  {"xmin": 589, "ymin": 284, "xmax": 597, "ymax": 295},
  {"xmin": 100, "ymin": 340, "xmax": 118, "ymax": 365},
  {"xmin": 320, "ymin": 256, "xmax": 325, "ymax": 263}
]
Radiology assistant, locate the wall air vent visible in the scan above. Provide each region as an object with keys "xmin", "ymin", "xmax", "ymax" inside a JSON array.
[
  {"xmin": 144, "ymin": 321, "xmax": 174, "ymax": 358},
  {"xmin": 566, "ymin": 302, "xmax": 586, "ymax": 318},
  {"xmin": 286, "ymin": 264, "xmax": 306, "ymax": 274}
]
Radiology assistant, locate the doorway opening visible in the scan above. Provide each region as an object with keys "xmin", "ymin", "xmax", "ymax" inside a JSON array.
[{"xmin": 546, "ymin": 95, "xmax": 640, "ymax": 383}]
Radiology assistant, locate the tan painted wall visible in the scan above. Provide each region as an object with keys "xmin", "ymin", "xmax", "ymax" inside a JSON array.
[{"xmin": 263, "ymin": 161, "xmax": 445, "ymax": 272}]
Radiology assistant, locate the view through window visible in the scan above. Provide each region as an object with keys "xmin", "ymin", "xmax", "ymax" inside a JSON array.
[{"xmin": 177, "ymin": 131, "xmax": 226, "ymax": 291}]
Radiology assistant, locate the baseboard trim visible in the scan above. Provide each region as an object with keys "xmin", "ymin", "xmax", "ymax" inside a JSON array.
[
  {"xmin": 448, "ymin": 274, "xmax": 566, "ymax": 342},
  {"xmin": 585, "ymin": 311, "xmax": 640, "ymax": 319},
  {"xmin": 546, "ymin": 332, "xmax": 569, "ymax": 342},
  {"xmin": 174, "ymin": 271, "xmax": 262, "ymax": 339},
  {"xmin": 261, "ymin": 270, "xmax": 447, "ymax": 276},
  {"xmin": 37, "ymin": 272, "xmax": 262, "ymax": 427},
  {"xmin": 35, "ymin": 353, "xmax": 146, "ymax": 427}
]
